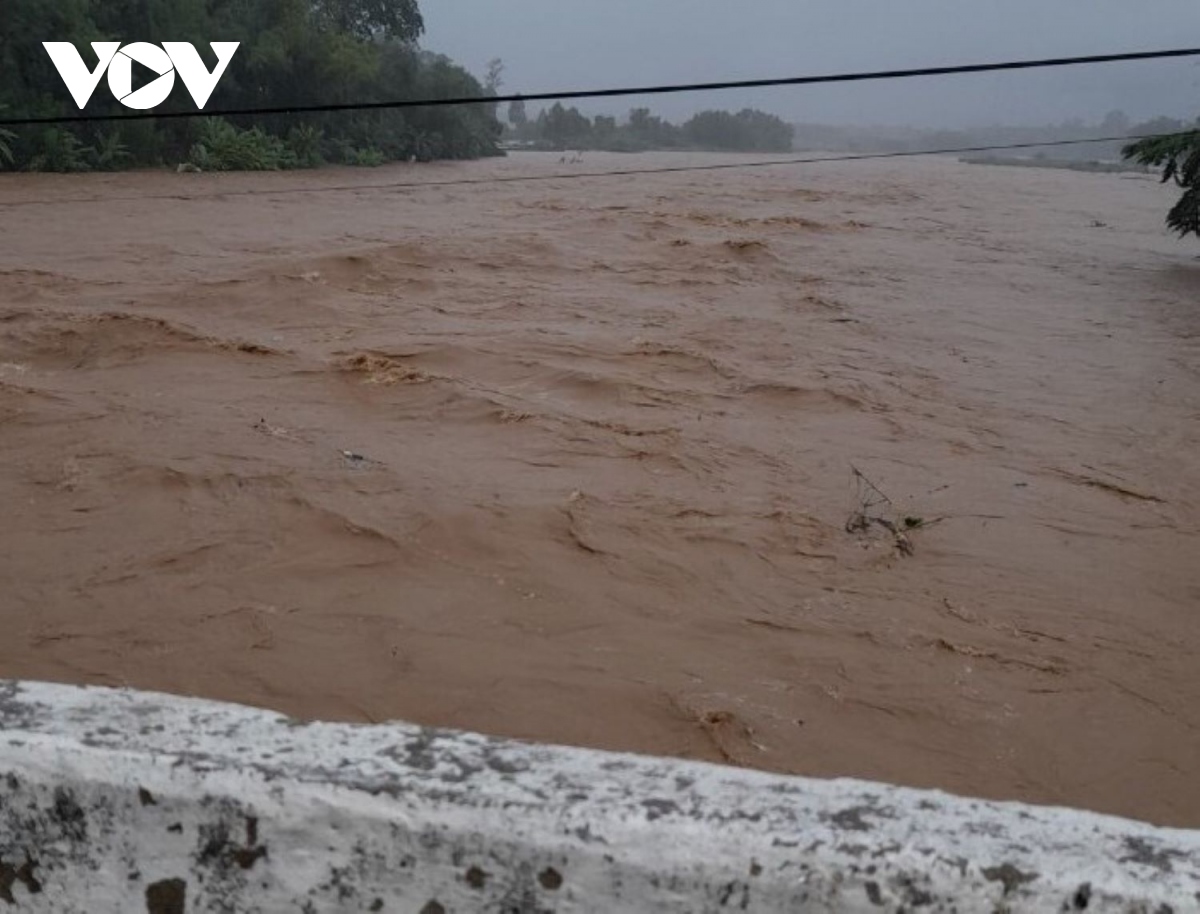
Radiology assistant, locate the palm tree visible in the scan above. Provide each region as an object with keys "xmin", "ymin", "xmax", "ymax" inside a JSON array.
[{"xmin": 1125, "ymin": 126, "xmax": 1200, "ymax": 238}]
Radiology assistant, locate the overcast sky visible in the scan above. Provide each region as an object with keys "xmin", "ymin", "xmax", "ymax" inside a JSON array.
[{"xmin": 423, "ymin": 1, "xmax": 1200, "ymax": 127}]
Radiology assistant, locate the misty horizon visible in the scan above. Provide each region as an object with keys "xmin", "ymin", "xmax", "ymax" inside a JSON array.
[
  {"xmin": 424, "ymin": 1, "xmax": 1200, "ymax": 129},
  {"xmin": 498, "ymin": 103, "xmax": 1194, "ymax": 134}
]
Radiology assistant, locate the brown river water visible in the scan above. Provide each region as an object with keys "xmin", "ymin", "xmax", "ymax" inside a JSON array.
[{"xmin": 1, "ymin": 152, "xmax": 1197, "ymax": 826}]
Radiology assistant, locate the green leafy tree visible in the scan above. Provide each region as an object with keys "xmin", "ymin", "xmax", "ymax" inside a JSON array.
[
  {"xmin": 91, "ymin": 129, "xmax": 131, "ymax": 170},
  {"xmin": 481, "ymin": 57, "xmax": 504, "ymax": 122},
  {"xmin": 27, "ymin": 127, "xmax": 92, "ymax": 172},
  {"xmin": 538, "ymin": 102, "xmax": 592, "ymax": 149},
  {"xmin": 0, "ymin": 105, "xmax": 14, "ymax": 166},
  {"xmin": 592, "ymin": 115, "xmax": 617, "ymax": 143},
  {"xmin": 508, "ymin": 96, "xmax": 527, "ymax": 128},
  {"xmin": 0, "ymin": 0, "xmax": 498, "ymax": 170},
  {"xmin": 683, "ymin": 109, "xmax": 793, "ymax": 152},
  {"xmin": 626, "ymin": 107, "xmax": 681, "ymax": 148},
  {"xmin": 1125, "ymin": 126, "xmax": 1200, "ymax": 238},
  {"xmin": 628, "ymin": 108, "xmax": 652, "ymax": 133},
  {"xmin": 484, "ymin": 58, "xmax": 504, "ymax": 95},
  {"xmin": 0, "ymin": 127, "xmax": 14, "ymax": 167},
  {"xmin": 311, "ymin": 0, "xmax": 424, "ymax": 41}
]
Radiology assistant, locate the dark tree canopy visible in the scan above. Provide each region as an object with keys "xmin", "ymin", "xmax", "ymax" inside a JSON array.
[
  {"xmin": 312, "ymin": 0, "xmax": 424, "ymax": 41},
  {"xmin": 0, "ymin": 0, "xmax": 498, "ymax": 171},
  {"xmin": 508, "ymin": 104, "xmax": 793, "ymax": 155},
  {"xmin": 537, "ymin": 102, "xmax": 594, "ymax": 148},
  {"xmin": 1125, "ymin": 126, "xmax": 1200, "ymax": 238},
  {"xmin": 683, "ymin": 109, "xmax": 794, "ymax": 153},
  {"xmin": 507, "ymin": 96, "xmax": 528, "ymax": 128}
]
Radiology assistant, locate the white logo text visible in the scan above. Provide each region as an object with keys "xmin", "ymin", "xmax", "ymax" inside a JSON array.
[{"xmin": 42, "ymin": 42, "xmax": 240, "ymax": 110}]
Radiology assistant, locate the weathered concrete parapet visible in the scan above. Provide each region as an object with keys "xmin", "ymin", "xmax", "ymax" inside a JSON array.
[{"xmin": 0, "ymin": 681, "xmax": 1197, "ymax": 912}]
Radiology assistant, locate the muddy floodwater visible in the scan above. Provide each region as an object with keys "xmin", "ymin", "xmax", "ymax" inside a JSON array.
[{"xmin": 1, "ymin": 152, "xmax": 1197, "ymax": 826}]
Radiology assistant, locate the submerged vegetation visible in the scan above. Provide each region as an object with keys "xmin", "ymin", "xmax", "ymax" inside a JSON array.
[{"xmin": 0, "ymin": 0, "xmax": 502, "ymax": 171}]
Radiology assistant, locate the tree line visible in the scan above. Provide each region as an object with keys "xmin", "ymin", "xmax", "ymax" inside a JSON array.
[
  {"xmin": 0, "ymin": 0, "xmax": 503, "ymax": 171},
  {"xmin": 0, "ymin": 3, "xmax": 1192, "ymax": 239},
  {"xmin": 508, "ymin": 101, "xmax": 794, "ymax": 154}
]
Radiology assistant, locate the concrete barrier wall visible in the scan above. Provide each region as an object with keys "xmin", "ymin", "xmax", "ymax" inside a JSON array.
[{"xmin": 0, "ymin": 680, "xmax": 1197, "ymax": 913}]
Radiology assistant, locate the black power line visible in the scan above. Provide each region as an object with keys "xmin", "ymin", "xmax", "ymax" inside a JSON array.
[
  {"xmin": 3, "ymin": 47, "xmax": 1199, "ymax": 128},
  {"xmin": 0, "ymin": 131, "xmax": 1185, "ymax": 208}
]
